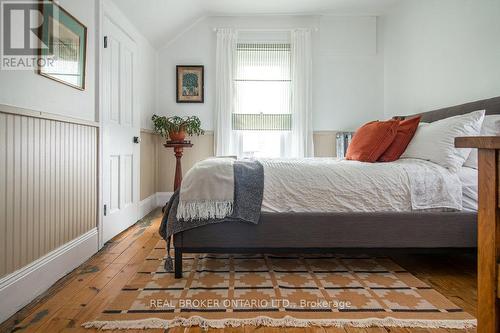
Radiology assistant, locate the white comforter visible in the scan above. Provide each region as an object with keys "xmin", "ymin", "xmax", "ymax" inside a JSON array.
[{"xmin": 261, "ymin": 158, "xmax": 462, "ymax": 213}]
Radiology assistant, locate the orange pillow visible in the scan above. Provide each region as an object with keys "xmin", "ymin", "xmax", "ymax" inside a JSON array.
[
  {"xmin": 378, "ymin": 116, "xmax": 421, "ymax": 162},
  {"xmin": 346, "ymin": 120, "xmax": 399, "ymax": 162}
]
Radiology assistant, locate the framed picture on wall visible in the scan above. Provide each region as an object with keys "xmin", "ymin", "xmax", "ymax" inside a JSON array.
[
  {"xmin": 176, "ymin": 65, "xmax": 204, "ymax": 103},
  {"xmin": 38, "ymin": 1, "xmax": 87, "ymax": 90}
]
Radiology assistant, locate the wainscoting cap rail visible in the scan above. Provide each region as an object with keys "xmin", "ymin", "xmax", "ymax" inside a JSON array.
[
  {"xmin": 0, "ymin": 103, "xmax": 99, "ymax": 128},
  {"xmin": 212, "ymin": 27, "xmax": 319, "ymax": 32}
]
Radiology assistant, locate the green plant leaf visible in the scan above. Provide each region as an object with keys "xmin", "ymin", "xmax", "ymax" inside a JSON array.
[{"xmin": 151, "ymin": 114, "xmax": 205, "ymax": 140}]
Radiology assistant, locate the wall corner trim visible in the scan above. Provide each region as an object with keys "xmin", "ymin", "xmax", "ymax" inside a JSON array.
[
  {"xmin": 156, "ymin": 192, "xmax": 174, "ymax": 208},
  {"xmin": 138, "ymin": 192, "xmax": 174, "ymax": 220},
  {"xmin": 138, "ymin": 193, "xmax": 160, "ymax": 220},
  {"xmin": 0, "ymin": 228, "xmax": 99, "ymax": 323}
]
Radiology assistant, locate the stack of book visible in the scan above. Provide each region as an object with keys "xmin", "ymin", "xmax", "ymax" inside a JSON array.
[{"xmin": 335, "ymin": 132, "xmax": 354, "ymax": 159}]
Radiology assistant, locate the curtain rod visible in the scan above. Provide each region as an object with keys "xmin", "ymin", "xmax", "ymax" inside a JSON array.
[{"xmin": 212, "ymin": 27, "xmax": 319, "ymax": 32}]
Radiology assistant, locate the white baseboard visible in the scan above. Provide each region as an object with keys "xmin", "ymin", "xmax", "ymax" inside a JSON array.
[
  {"xmin": 156, "ymin": 192, "xmax": 173, "ymax": 207},
  {"xmin": 138, "ymin": 192, "xmax": 173, "ymax": 220},
  {"xmin": 0, "ymin": 228, "xmax": 98, "ymax": 323},
  {"xmin": 138, "ymin": 193, "xmax": 159, "ymax": 220}
]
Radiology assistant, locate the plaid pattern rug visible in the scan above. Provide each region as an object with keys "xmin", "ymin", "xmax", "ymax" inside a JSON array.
[{"xmin": 83, "ymin": 239, "xmax": 475, "ymax": 330}]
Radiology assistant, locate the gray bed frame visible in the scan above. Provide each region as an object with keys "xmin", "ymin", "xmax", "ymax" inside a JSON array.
[{"xmin": 172, "ymin": 96, "xmax": 500, "ymax": 278}]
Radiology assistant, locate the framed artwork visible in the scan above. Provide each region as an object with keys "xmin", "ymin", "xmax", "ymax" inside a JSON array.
[
  {"xmin": 176, "ymin": 65, "xmax": 204, "ymax": 103},
  {"xmin": 38, "ymin": 1, "xmax": 87, "ymax": 90}
]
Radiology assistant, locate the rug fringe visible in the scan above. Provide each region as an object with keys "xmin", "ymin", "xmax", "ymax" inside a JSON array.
[{"xmin": 82, "ymin": 316, "xmax": 477, "ymax": 330}]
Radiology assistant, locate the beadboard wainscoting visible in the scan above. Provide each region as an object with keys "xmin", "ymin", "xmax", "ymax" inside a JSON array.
[
  {"xmin": 139, "ymin": 129, "xmax": 215, "ymax": 194},
  {"xmin": 0, "ymin": 105, "xmax": 99, "ymax": 322}
]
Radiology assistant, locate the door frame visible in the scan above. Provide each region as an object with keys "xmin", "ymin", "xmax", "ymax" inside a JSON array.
[{"xmin": 97, "ymin": 0, "xmax": 141, "ymax": 248}]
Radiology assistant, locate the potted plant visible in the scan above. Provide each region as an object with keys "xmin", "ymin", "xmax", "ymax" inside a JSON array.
[{"xmin": 151, "ymin": 114, "xmax": 204, "ymax": 143}]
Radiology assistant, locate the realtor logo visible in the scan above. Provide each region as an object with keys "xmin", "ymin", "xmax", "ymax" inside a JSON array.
[{"xmin": 0, "ymin": 0, "xmax": 51, "ymax": 70}]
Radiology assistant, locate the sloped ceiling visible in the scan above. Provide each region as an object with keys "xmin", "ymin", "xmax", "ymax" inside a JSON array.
[{"xmin": 111, "ymin": 0, "xmax": 399, "ymax": 48}]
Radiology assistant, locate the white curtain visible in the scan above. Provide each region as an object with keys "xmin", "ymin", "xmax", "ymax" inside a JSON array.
[
  {"xmin": 214, "ymin": 28, "xmax": 239, "ymax": 156},
  {"xmin": 290, "ymin": 29, "xmax": 314, "ymax": 157}
]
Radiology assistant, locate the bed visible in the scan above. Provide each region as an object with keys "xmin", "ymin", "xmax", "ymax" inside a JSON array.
[{"xmin": 170, "ymin": 96, "xmax": 500, "ymax": 278}]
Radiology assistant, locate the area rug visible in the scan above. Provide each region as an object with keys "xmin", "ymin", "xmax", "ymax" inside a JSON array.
[{"xmin": 83, "ymin": 239, "xmax": 476, "ymax": 330}]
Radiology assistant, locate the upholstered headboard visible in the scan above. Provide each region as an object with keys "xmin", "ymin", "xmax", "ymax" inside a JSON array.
[{"xmin": 402, "ymin": 96, "xmax": 500, "ymax": 122}]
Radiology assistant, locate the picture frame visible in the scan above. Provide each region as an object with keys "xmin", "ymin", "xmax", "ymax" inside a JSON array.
[
  {"xmin": 176, "ymin": 65, "xmax": 204, "ymax": 103},
  {"xmin": 38, "ymin": 1, "xmax": 87, "ymax": 90}
]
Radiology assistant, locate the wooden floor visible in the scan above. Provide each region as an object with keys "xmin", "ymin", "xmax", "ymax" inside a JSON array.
[{"xmin": 0, "ymin": 209, "xmax": 477, "ymax": 333}]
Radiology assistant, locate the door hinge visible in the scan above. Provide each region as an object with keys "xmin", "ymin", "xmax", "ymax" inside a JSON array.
[
  {"xmin": 104, "ymin": 204, "xmax": 107, "ymax": 216},
  {"xmin": 104, "ymin": 36, "xmax": 108, "ymax": 48}
]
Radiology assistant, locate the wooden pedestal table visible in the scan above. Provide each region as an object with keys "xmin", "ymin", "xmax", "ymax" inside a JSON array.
[
  {"xmin": 455, "ymin": 136, "xmax": 500, "ymax": 333},
  {"xmin": 163, "ymin": 141, "xmax": 193, "ymax": 191}
]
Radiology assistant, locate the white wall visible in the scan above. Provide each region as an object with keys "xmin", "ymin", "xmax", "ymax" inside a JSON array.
[
  {"xmin": 0, "ymin": 0, "xmax": 157, "ymax": 127},
  {"xmin": 134, "ymin": 26, "xmax": 158, "ymax": 129},
  {"xmin": 157, "ymin": 15, "xmax": 384, "ymax": 132},
  {"xmin": 315, "ymin": 16, "xmax": 384, "ymax": 130},
  {"xmin": 0, "ymin": 0, "xmax": 97, "ymax": 121},
  {"xmin": 382, "ymin": 0, "xmax": 500, "ymax": 117},
  {"xmin": 140, "ymin": 47, "xmax": 158, "ymax": 129}
]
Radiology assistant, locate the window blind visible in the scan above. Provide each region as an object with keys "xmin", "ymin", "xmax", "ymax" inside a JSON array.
[{"xmin": 233, "ymin": 43, "xmax": 292, "ymax": 131}]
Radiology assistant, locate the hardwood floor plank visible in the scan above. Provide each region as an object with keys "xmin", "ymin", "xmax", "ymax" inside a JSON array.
[
  {"xmin": 29, "ymin": 307, "xmax": 82, "ymax": 333},
  {"xmin": 75, "ymin": 246, "xmax": 159, "ymax": 318},
  {"xmin": 285, "ymin": 327, "xmax": 307, "ymax": 333},
  {"xmin": 208, "ymin": 328, "xmax": 226, "ymax": 333},
  {"xmin": 222, "ymin": 327, "xmax": 247, "ymax": 333},
  {"xmin": 65, "ymin": 262, "xmax": 125, "ymax": 308},
  {"xmin": 42, "ymin": 262, "xmax": 155, "ymax": 332},
  {"xmin": 267, "ymin": 327, "xmax": 291, "ymax": 333},
  {"xmin": 54, "ymin": 237, "xmax": 160, "ymax": 330},
  {"xmin": 384, "ymin": 328, "xmax": 410, "ymax": 333},
  {"xmin": 0, "ymin": 258, "xmax": 115, "ymax": 332},
  {"xmin": 186, "ymin": 326, "xmax": 204, "ymax": 333},
  {"xmin": 2, "ymin": 260, "xmax": 113, "ymax": 332},
  {"xmin": 323, "ymin": 327, "xmax": 347, "ymax": 333},
  {"xmin": 304, "ymin": 327, "xmax": 327, "ymax": 333},
  {"xmin": 344, "ymin": 328, "xmax": 365, "ymax": 333},
  {"xmin": 388, "ymin": 253, "xmax": 477, "ymax": 317},
  {"xmin": 169, "ymin": 327, "xmax": 187, "ymax": 333},
  {"xmin": 2, "ymin": 215, "xmax": 161, "ymax": 333},
  {"xmin": 244, "ymin": 325, "xmax": 259, "ymax": 333}
]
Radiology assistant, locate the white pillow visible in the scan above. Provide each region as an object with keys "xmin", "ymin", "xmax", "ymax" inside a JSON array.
[
  {"xmin": 401, "ymin": 110, "xmax": 485, "ymax": 172},
  {"xmin": 463, "ymin": 115, "xmax": 500, "ymax": 169}
]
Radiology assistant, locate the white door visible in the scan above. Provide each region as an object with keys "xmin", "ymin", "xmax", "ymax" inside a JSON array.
[{"xmin": 102, "ymin": 16, "xmax": 140, "ymax": 243}]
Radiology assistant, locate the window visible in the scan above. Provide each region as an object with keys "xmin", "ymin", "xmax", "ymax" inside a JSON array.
[{"xmin": 233, "ymin": 43, "xmax": 292, "ymax": 158}]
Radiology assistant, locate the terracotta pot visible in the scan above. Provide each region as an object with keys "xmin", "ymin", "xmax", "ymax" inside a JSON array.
[{"xmin": 168, "ymin": 130, "xmax": 186, "ymax": 143}]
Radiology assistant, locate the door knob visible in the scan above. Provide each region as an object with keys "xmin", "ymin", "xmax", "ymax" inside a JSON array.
[{"xmin": 133, "ymin": 136, "xmax": 141, "ymax": 144}]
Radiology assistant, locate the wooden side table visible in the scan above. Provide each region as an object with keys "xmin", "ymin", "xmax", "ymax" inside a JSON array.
[
  {"xmin": 455, "ymin": 136, "xmax": 500, "ymax": 333},
  {"xmin": 163, "ymin": 142, "xmax": 193, "ymax": 191}
]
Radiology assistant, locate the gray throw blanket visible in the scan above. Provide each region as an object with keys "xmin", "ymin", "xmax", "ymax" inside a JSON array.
[{"xmin": 159, "ymin": 159, "xmax": 264, "ymax": 271}]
